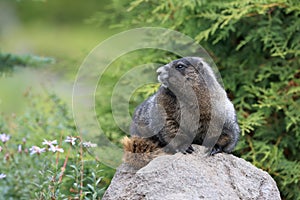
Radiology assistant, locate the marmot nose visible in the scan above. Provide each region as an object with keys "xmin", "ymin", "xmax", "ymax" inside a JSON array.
[
  {"xmin": 156, "ymin": 67, "xmax": 163, "ymax": 75},
  {"xmin": 156, "ymin": 65, "xmax": 168, "ymax": 74}
]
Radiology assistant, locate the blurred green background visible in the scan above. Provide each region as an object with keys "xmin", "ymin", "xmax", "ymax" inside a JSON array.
[
  {"xmin": 0, "ymin": 0, "xmax": 115, "ymax": 113},
  {"xmin": 0, "ymin": 0, "xmax": 300, "ymax": 199},
  {"xmin": 1, "ymin": 0, "xmax": 110, "ymax": 66}
]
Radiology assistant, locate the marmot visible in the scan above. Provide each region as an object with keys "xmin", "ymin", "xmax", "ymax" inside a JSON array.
[{"xmin": 122, "ymin": 57, "xmax": 240, "ymax": 168}]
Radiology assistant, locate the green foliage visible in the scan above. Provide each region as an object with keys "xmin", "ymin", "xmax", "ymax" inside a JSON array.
[
  {"xmin": 132, "ymin": 83, "xmax": 160, "ymax": 100},
  {"xmin": 0, "ymin": 52, "xmax": 54, "ymax": 76},
  {"xmin": 12, "ymin": 0, "xmax": 110, "ymax": 25},
  {"xmin": 93, "ymin": 0, "xmax": 300, "ymax": 199}
]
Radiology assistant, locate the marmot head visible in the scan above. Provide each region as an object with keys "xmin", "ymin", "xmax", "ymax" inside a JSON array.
[{"xmin": 156, "ymin": 57, "xmax": 219, "ymax": 90}]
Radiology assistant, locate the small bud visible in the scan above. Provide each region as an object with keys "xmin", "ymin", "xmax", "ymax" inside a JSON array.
[
  {"xmin": 5, "ymin": 153, "xmax": 10, "ymax": 161},
  {"xmin": 18, "ymin": 145, "xmax": 22, "ymax": 153}
]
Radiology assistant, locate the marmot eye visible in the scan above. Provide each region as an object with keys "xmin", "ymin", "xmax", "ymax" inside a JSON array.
[{"xmin": 175, "ymin": 62, "xmax": 186, "ymax": 70}]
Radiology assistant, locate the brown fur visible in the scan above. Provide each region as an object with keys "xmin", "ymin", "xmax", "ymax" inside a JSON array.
[{"xmin": 121, "ymin": 136, "xmax": 167, "ymax": 169}]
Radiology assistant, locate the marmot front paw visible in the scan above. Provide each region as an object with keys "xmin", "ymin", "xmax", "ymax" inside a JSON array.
[{"xmin": 182, "ymin": 145, "xmax": 194, "ymax": 154}]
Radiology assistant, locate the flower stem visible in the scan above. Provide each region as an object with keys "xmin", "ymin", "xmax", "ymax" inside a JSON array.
[{"xmin": 58, "ymin": 148, "xmax": 70, "ymax": 183}]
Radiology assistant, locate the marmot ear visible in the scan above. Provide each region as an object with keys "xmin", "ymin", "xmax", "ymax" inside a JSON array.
[
  {"xmin": 194, "ymin": 60, "xmax": 207, "ymax": 77},
  {"xmin": 195, "ymin": 60, "xmax": 204, "ymax": 71}
]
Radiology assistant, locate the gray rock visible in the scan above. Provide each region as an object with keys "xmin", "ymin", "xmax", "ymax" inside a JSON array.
[{"xmin": 103, "ymin": 145, "xmax": 281, "ymax": 200}]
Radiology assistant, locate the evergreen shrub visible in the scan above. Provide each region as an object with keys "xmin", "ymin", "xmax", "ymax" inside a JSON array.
[{"xmin": 94, "ymin": 0, "xmax": 300, "ymax": 199}]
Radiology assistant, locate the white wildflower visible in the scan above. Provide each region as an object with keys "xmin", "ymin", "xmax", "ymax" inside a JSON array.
[
  {"xmin": 42, "ymin": 139, "xmax": 57, "ymax": 147},
  {"xmin": 0, "ymin": 146, "xmax": 2, "ymax": 152},
  {"xmin": 0, "ymin": 173, "xmax": 6, "ymax": 179},
  {"xmin": 0, "ymin": 133, "xmax": 10, "ymax": 143},
  {"xmin": 29, "ymin": 146, "xmax": 46, "ymax": 155},
  {"xmin": 82, "ymin": 141, "xmax": 97, "ymax": 148},
  {"xmin": 49, "ymin": 145, "xmax": 64, "ymax": 153},
  {"xmin": 64, "ymin": 136, "xmax": 77, "ymax": 146},
  {"xmin": 18, "ymin": 145, "xmax": 22, "ymax": 153}
]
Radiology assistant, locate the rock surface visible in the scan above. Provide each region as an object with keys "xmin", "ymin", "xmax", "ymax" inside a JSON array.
[{"xmin": 103, "ymin": 145, "xmax": 281, "ymax": 200}]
